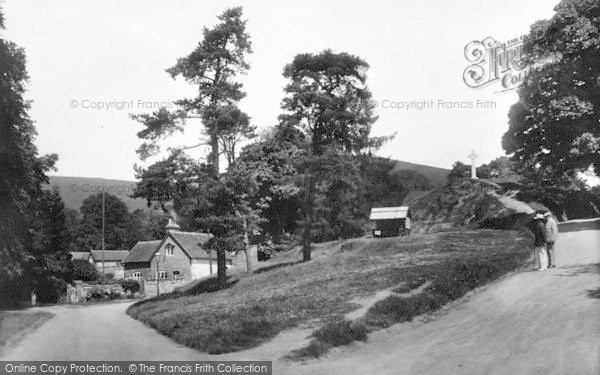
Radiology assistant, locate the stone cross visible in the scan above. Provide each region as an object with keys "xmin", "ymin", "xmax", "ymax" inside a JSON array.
[{"xmin": 468, "ymin": 151, "xmax": 479, "ymax": 179}]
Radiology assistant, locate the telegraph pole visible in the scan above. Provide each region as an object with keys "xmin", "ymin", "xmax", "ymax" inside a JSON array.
[{"xmin": 102, "ymin": 187, "xmax": 105, "ymax": 276}]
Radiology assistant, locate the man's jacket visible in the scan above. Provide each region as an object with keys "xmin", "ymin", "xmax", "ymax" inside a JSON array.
[
  {"xmin": 545, "ymin": 217, "xmax": 558, "ymax": 242},
  {"xmin": 533, "ymin": 221, "xmax": 547, "ymax": 247}
]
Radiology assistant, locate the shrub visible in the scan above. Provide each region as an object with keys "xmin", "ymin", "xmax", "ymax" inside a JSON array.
[
  {"xmin": 72, "ymin": 259, "xmax": 99, "ymax": 281},
  {"xmin": 313, "ymin": 318, "xmax": 368, "ymax": 346},
  {"xmin": 36, "ymin": 276, "xmax": 68, "ymax": 303},
  {"xmin": 365, "ymin": 294, "xmax": 438, "ymax": 328},
  {"xmin": 288, "ymin": 340, "xmax": 331, "ymax": 359},
  {"xmin": 289, "ymin": 318, "xmax": 369, "ymax": 360},
  {"xmin": 121, "ymin": 279, "xmax": 140, "ymax": 293}
]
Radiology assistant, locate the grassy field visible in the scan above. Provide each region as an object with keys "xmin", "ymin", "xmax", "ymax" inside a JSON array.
[
  {"xmin": 127, "ymin": 229, "xmax": 531, "ymax": 355},
  {"xmin": 0, "ymin": 311, "xmax": 54, "ymax": 354}
]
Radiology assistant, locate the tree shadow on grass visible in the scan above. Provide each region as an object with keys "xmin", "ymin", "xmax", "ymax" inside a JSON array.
[{"xmin": 254, "ymin": 260, "xmax": 303, "ymax": 275}]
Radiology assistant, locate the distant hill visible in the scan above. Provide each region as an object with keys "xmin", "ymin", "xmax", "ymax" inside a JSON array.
[
  {"xmin": 390, "ymin": 160, "xmax": 450, "ymax": 186},
  {"xmin": 45, "ymin": 176, "xmax": 149, "ymax": 212},
  {"xmin": 45, "ymin": 159, "xmax": 450, "ymax": 213}
]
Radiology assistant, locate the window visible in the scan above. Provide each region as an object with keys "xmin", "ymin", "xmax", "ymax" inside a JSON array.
[
  {"xmin": 159, "ymin": 271, "xmax": 168, "ymax": 280},
  {"xmin": 165, "ymin": 244, "xmax": 174, "ymax": 256},
  {"xmin": 132, "ymin": 272, "xmax": 142, "ymax": 280}
]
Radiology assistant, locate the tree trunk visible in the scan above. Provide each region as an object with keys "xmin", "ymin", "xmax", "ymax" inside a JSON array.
[
  {"xmin": 210, "ymin": 134, "xmax": 219, "ymax": 173},
  {"xmin": 217, "ymin": 248, "xmax": 227, "ymax": 283},
  {"xmin": 243, "ymin": 217, "xmax": 253, "ymax": 273},
  {"xmin": 302, "ymin": 173, "xmax": 315, "ymax": 262}
]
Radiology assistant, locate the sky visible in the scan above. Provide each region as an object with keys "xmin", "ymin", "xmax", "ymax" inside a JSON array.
[{"xmin": 2, "ymin": 0, "xmax": 562, "ymax": 181}]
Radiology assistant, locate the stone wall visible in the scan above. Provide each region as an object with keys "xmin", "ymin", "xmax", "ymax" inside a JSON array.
[{"xmin": 143, "ymin": 278, "xmax": 191, "ymax": 298}]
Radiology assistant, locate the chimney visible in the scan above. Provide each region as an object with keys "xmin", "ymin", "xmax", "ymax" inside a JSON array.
[{"xmin": 165, "ymin": 218, "xmax": 181, "ymax": 232}]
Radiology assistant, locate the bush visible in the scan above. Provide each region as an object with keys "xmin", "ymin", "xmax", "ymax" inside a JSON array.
[
  {"xmin": 288, "ymin": 340, "xmax": 331, "ymax": 359},
  {"xmin": 365, "ymin": 294, "xmax": 440, "ymax": 328},
  {"xmin": 313, "ymin": 318, "xmax": 368, "ymax": 346},
  {"xmin": 121, "ymin": 279, "xmax": 140, "ymax": 293},
  {"xmin": 289, "ymin": 318, "xmax": 368, "ymax": 359},
  {"xmin": 36, "ymin": 276, "xmax": 68, "ymax": 303},
  {"xmin": 72, "ymin": 259, "xmax": 99, "ymax": 281}
]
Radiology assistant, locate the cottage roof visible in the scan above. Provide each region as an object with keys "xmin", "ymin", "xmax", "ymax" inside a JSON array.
[
  {"xmin": 90, "ymin": 250, "xmax": 129, "ymax": 262},
  {"xmin": 369, "ymin": 206, "xmax": 411, "ymax": 220},
  {"xmin": 70, "ymin": 251, "xmax": 90, "ymax": 261},
  {"xmin": 123, "ymin": 240, "xmax": 161, "ymax": 263},
  {"xmin": 168, "ymin": 231, "xmax": 215, "ymax": 260},
  {"xmin": 123, "ymin": 231, "xmax": 225, "ymax": 263}
]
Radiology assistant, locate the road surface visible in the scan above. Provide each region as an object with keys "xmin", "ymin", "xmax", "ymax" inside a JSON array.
[{"xmin": 2, "ymin": 220, "xmax": 598, "ymax": 375}]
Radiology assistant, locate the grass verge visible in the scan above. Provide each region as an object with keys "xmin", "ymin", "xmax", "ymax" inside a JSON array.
[
  {"xmin": 0, "ymin": 311, "xmax": 54, "ymax": 354},
  {"xmin": 127, "ymin": 229, "xmax": 531, "ymax": 354}
]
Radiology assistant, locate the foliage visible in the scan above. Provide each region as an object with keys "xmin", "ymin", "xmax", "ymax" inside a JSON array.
[
  {"xmin": 289, "ymin": 318, "xmax": 368, "ymax": 359},
  {"xmin": 71, "ymin": 193, "xmax": 138, "ymax": 250},
  {"xmin": 448, "ymin": 157, "xmax": 521, "ymax": 182},
  {"xmin": 132, "ymin": 8, "xmax": 256, "ymax": 282},
  {"xmin": 121, "ymin": 279, "xmax": 140, "ymax": 293},
  {"xmin": 133, "ymin": 7, "xmax": 254, "ymax": 171},
  {"xmin": 0, "ymin": 5, "xmax": 67, "ymax": 304},
  {"xmin": 502, "ymin": 0, "xmax": 600, "ymax": 182},
  {"xmin": 279, "ymin": 49, "xmax": 388, "ymax": 261},
  {"xmin": 448, "ymin": 161, "xmax": 470, "ymax": 182},
  {"xmin": 71, "ymin": 259, "xmax": 99, "ymax": 282}
]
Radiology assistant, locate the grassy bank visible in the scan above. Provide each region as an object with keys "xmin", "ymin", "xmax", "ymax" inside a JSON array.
[
  {"xmin": 0, "ymin": 311, "xmax": 54, "ymax": 354},
  {"xmin": 127, "ymin": 229, "xmax": 531, "ymax": 354}
]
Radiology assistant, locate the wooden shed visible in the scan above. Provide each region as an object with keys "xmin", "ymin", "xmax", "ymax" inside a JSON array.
[{"xmin": 369, "ymin": 206, "xmax": 412, "ymax": 238}]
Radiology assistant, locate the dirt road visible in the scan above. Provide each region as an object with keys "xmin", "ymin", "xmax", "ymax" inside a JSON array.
[{"xmin": 2, "ymin": 221, "xmax": 598, "ymax": 374}]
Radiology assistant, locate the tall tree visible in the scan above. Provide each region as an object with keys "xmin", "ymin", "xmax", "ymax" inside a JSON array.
[
  {"xmin": 132, "ymin": 8, "xmax": 254, "ymax": 282},
  {"xmin": 279, "ymin": 50, "xmax": 386, "ymax": 261},
  {"xmin": 233, "ymin": 125, "xmax": 304, "ymax": 243},
  {"xmin": 0, "ymin": 6, "xmax": 60, "ymax": 304},
  {"xmin": 133, "ymin": 7, "xmax": 254, "ymax": 171},
  {"xmin": 73, "ymin": 193, "xmax": 136, "ymax": 250},
  {"xmin": 502, "ymin": 0, "xmax": 600, "ymax": 182},
  {"xmin": 28, "ymin": 188, "xmax": 72, "ymax": 302}
]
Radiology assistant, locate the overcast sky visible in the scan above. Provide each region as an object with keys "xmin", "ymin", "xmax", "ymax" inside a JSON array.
[{"xmin": 3, "ymin": 0, "xmax": 560, "ymax": 181}]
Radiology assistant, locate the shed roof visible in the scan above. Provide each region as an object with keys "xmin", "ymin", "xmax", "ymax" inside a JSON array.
[
  {"xmin": 369, "ymin": 206, "xmax": 411, "ymax": 220},
  {"xmin": 90, "ymin": 250, "xmax": 129, "ymax": 262},
  {"xmin": 123, "ymin": 240, "xmax": 161, "ymax": 263},
  {"xmin": 70, "ymin": 251, "xmax": 90, "ymax": 261}
]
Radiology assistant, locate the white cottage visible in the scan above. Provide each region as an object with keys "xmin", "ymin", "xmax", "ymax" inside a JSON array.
[{"xmin": 123, "ymin": 219, "xmax": 235, "ymax": 281}]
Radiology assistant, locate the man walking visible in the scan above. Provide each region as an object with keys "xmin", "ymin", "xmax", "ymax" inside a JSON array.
[{"xmin": 544, "ymin": 211, "xmax": 559, "ymax": 268}]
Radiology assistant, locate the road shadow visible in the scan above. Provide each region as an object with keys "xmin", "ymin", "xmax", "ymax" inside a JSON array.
[
  {"xmin": 587, "ymin": 287, "xmax": 600, "ymax": 299},
  {"xmin": 555, "ymin": 263, "xmax": 600, "ymax": 277}
]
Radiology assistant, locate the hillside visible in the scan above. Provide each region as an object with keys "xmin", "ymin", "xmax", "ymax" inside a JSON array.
[
  {"xmin": 404, "ymin": 178, "xmax": 547, "ymax": 233},
  {"xmin": 127, "ymin": 230, "xmax": 531, "ymax": 356},
  {"xmin": 390, "ymin": 160, "xmax": 450, "ymax": 186},
  {"xmin": 45, "ymin": 176, "xmax": 149, "ymax": 212},
  {"xmin": 44, "ymin": 159, "xmax": 449, "ymax": 214}
]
